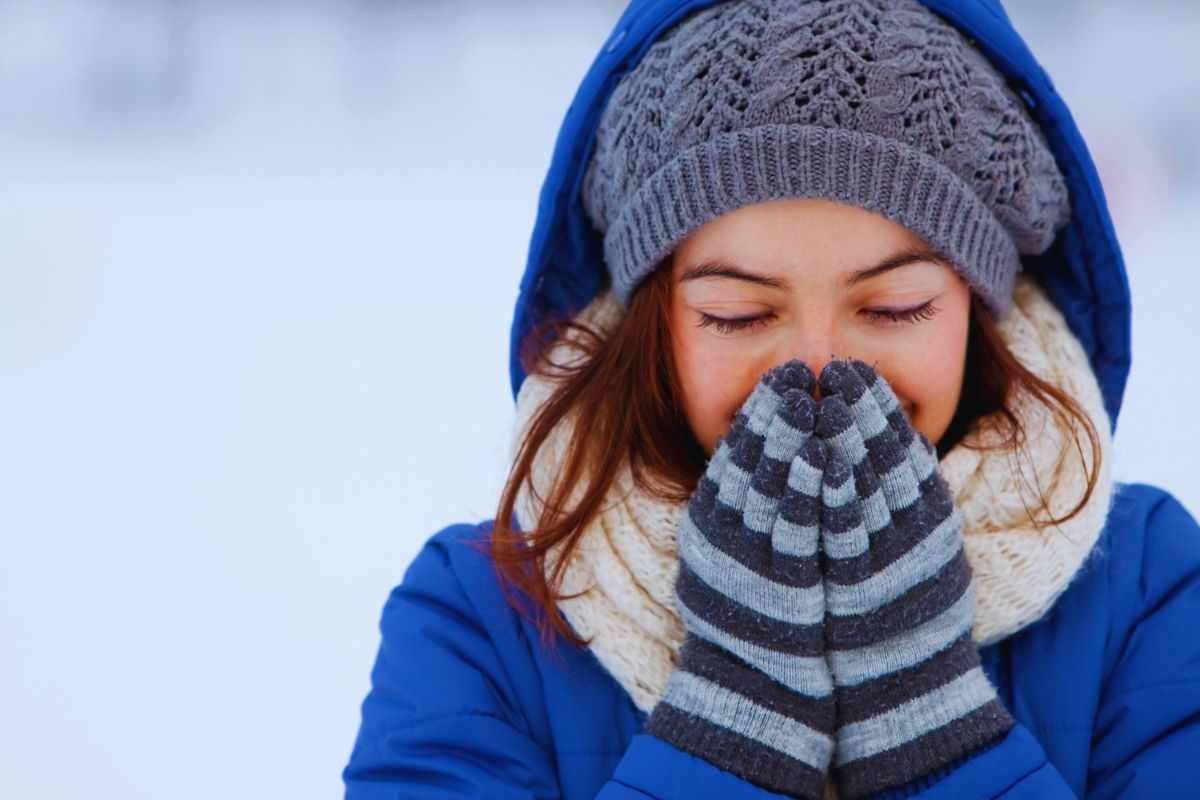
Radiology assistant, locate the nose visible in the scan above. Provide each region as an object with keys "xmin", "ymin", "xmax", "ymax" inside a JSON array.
[
  {"xmin": 789, "ymin": 349, "xmax": 846, "ymax": 401},
  {"xmin": 810, "ymin": 362, "xmax": 831, "ymax": 401}
]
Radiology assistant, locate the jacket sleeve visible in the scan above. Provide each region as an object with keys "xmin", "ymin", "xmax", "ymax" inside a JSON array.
[
  {"xmin": 341, "ymin": 525, "xmax": 799, "ymax": 800},
  {"xmin": 597, "ymin": 734, "xmax": 799, "ymax": 799},
  {"xmin": 1084, "ymin": 489, "xmax": 1200, "ymax": 797}
]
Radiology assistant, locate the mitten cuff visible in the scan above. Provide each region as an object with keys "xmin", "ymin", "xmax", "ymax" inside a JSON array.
[
  {"xmin": 833, "ymin": 696, "xmax": 1015, "ymax": 799},
  {"xmin": 644, "ymin": 643, "xmax": 837, "ymax": 800},
  {"xmin": 646, "ymin": 698, "xmax": 833, "ymax": 800}
]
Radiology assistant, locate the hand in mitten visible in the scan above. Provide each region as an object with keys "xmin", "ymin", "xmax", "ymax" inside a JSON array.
[
  {"xmin": 646, "ymin": 359, "xmax": 836, "ymax": 800},
  {"xmin": 813, "ymin": 358, "xmax": 1014, "ymax": 799}
]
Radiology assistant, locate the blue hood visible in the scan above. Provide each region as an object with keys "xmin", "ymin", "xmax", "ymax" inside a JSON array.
[{"xmin": 508, "ymin": 0, "xmax": 1131, "ymax": 434}]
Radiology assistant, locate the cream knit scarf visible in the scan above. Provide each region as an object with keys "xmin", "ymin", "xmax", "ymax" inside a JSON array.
[{"xmin": 511, "ymin": 274, "xmax": 1115, "ymax": 721}]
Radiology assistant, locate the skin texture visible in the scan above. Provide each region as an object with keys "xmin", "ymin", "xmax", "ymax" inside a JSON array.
[{"xmin": 669, "ymin": 198, "xmax": 972, "ymax": 457}]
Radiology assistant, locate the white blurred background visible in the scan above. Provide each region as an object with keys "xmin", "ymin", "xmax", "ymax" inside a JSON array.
[{"xmin": 1, "ymin": 1, "xmax": 1197, "ymax": 798}]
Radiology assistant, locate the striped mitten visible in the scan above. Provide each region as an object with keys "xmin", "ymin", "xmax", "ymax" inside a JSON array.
[
  {"xmin": 645, "ymin": 359, "xmax": 836, "ymax": 800},
  {"xmin": 813, "ymin": 358, "xmax": 1015, "ymax": 799}
]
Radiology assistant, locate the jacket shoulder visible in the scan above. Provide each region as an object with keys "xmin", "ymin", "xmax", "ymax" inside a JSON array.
[
  {"xmin": 1102, "ymin": 481, "xmax": 1199, "ymax": 567},
  {"xmin": 343, "ymin": 519, "xmax": 565, "ymax": 796},
  {"xmin": 412, "ymin": 518, "xmax": 500, "ymax": 594},
  {"xmin": 1100, "ymin": 482, "xmax": 1200, "ymax": 694},
  {"xmin": 367, "ymin": 518, "xmax": 546, "ymax": 724}
]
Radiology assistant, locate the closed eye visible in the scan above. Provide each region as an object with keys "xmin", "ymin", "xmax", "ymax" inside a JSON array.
[
  {"xmin": 695, "ymin": 301, "xmax": 940, "ymax": 335},
  {"xmin": 696, "ymin": 311, "xmax": 777, "ymax": 333},
  {"xmin": 695, "ymin": 312, "xmax": 775, "ymax": 334},
  {"xmin": 861, "ymin": 301, "xmax": 941, "ymax": 325}
]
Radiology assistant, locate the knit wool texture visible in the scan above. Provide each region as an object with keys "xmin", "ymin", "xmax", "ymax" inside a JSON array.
[
  {"xmin": 581, "ymin": 0, "xmax": 1071, "ymax": 319},
  {"xmin": 510, "ymin": 274, "xmax": 1114, "ymax": 800},
  {"xmin": 644, "ymin": 362, "xmax": 837, "ymax": 799},
  {"xmin": 813, "ymin": 361, "xmax": 1014, "ymax": 798}
]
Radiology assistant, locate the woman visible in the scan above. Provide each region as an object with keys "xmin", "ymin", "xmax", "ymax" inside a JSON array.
[{"xmin": 343, "ymin": 1, "xmax": 1200, "ymax": 798}]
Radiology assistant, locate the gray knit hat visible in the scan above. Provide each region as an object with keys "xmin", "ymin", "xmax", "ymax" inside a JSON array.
[{"xmin": 581, "ymin": 0, "xmax": 1071, "ymax": 319}]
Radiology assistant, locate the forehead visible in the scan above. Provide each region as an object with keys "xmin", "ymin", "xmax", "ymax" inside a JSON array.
[{"xmin": 673, "ymin": 198, "xmax": 938, "ymax": 281}]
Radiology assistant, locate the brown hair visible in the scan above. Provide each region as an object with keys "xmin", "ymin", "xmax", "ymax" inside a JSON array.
[{"xmin": 476, "ymin": 262, "xmax": 1102, "ymax": 653}]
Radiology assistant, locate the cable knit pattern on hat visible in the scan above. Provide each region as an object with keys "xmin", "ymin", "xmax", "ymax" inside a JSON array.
[
  {"xmin": 511, "ymin": 273, "xmax": 1114, "ymax": 726},
  {"xmin": 581, "ymin": 0, "xmax": 1070, "ymax": 317}
]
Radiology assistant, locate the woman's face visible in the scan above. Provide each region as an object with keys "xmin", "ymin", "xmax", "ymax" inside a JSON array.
[{"xmin": 669, "ymin": 198, "xmax": 972, "ymax": 457}]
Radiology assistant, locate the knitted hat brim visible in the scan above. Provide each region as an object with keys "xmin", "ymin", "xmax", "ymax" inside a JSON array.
[{"xmin": 606, "ymin": 123, "xmax": 1021, "ymax": 319}]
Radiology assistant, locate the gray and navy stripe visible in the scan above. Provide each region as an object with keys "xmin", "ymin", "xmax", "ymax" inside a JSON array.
[
  {"xmin": 815, "ymin": 359, "xmax": 1015, "ymax": 799},
  {"xmin": 646, "ymin": 360, "xmax": 836, "ymax": 800}
]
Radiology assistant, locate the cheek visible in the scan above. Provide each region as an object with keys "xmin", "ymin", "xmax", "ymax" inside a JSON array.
[
  {"xmin": 888, "ymin": 362, "xmax": 959, "ymax": 442},
  {"xmin": 889, "ymin": 314, "xmax": 969, "ymax": 444},
  {"xmin": 672, "ymin": 331, "xmax": 756, "ymax": 455}
]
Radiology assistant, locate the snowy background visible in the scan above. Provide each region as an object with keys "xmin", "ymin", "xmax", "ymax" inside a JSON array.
[{"xmin": 1, "ymin": 1, "xmax": 1197, "ymax": 798}]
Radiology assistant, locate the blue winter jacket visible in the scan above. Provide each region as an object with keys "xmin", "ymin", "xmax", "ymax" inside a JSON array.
[{"xmin": 344, "ymin": 1, "xmax": 1200, "ymax": 797}]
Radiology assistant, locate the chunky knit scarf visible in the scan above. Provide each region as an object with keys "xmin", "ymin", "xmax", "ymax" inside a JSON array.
[{"xmin": 511, "ymin": 274, "xmax": 1114, "ymax": 721}]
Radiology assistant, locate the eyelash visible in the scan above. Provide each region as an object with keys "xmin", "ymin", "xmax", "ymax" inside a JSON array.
[{"xmin": 696, "ymin": 301, "xmax": 941, "ymax": 334}]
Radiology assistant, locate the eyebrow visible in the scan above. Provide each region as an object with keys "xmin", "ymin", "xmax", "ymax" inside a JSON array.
[{"xmin": 677, "ymin": 247, "xmax": 948, "ymax": 289}]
